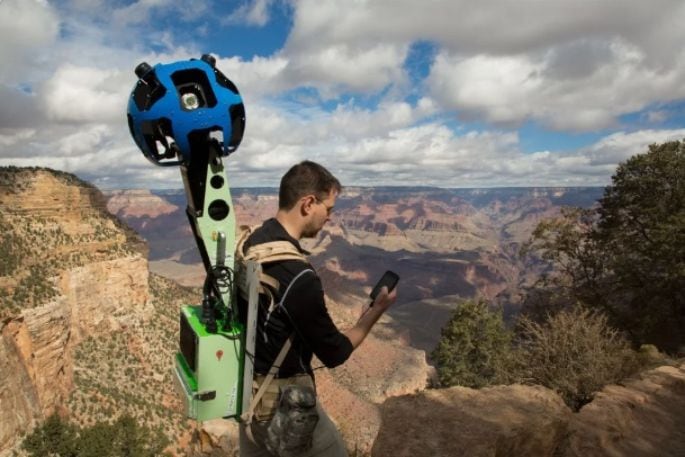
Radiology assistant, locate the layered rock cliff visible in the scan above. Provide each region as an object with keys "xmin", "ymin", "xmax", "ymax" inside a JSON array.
[
  {"xmin": 372, "ymin": 361, "xmax": 685, "ymax": 457},
  {"xmin": 0, "ymin": 167, "xmax": 149, "ymax": 453}
]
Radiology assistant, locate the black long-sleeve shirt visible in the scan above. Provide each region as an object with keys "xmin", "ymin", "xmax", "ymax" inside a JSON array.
[{"xmin": 239, "ymin": 218, "xmax": 353, "ymax": 378}]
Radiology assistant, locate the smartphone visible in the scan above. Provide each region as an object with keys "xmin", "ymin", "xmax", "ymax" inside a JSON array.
[{"xmin": 369, "ymin": 270, "xmax": 400, "ymax": 305}]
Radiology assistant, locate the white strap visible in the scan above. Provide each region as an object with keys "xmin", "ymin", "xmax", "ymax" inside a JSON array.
[
  {"xmin": 243, "ymin": 269, "xmax": 315, "ymax": 425},
  {"xmin": 241, "ymin": 335, "xmax": 293, "ymax": 425}
]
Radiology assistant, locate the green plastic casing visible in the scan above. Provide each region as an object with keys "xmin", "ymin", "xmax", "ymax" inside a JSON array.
[
  {"xmin": 171, "ymin": 145, "xmax": 246, "ymax": 422},
  {"xmin": 173, "ymin": 305, "xmax": 245, "ymax": 421}
]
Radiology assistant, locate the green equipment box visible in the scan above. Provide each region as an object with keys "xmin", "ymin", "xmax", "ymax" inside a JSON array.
[{"xmin": 173, "ymin": 305, "xmax": 245, "ymax": 421}]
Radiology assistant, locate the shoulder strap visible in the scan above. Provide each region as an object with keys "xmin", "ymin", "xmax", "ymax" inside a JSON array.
[
  {"xmin": 236, "ymin": 224, "xmax": 308, "ymax": 264},
  {"xmin": 235, "ymin": 224, "xmax": 309, "ymax": 313},
  {"xmin": 236, "ymin": 225, "xmax": 313, "ymax": 426},
  {"xmin": 241, "ymin": 334, "xmax": 294, "ymax": 425}
]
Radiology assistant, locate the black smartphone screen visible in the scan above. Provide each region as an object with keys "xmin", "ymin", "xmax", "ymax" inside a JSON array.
[{"xmin": 369, "ymin": 270, "xmax": 400, "ymax": 305}]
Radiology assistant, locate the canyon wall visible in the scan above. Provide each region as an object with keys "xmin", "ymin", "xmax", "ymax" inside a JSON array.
[{"xmin": 0, "ymin": 168, "xmax": 149, "ymax": 453}]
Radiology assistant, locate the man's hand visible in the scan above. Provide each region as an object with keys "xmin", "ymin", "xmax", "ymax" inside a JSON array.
[
  {"xmin": 348, "ymin": 286, "xmax": 398, "ymax": 349},
  {"xmin": 361, "ymin": 286, "xmax": 397, "ymax": 317},
  {"xmin": 372, "ymin": 286, "xmax": 397, "ymax": 311}
]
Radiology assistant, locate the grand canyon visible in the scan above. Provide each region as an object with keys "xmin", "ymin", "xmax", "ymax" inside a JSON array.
[
  {"xmin": 107, "ymin": 186, "xmax": 601, "ymax": 353},
  {"xmin": 2, "ymin": 167, "xmax": 683, "ymax": 457}
]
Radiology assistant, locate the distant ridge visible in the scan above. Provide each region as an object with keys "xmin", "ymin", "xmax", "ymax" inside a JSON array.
[{"xmin": 146, "ymin": 186, "xmax": 604, "ymax": 208}]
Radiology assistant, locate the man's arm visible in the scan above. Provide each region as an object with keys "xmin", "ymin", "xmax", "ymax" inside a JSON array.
[{"xmin": 344, "ymin": 286, "xmax": 397, "ymax": 349}]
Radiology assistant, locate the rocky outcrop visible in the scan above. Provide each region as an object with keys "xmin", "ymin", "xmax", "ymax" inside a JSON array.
[
  {"xmin": 0, "ymin": 322, "xmax": 43, "ymax": 452},
  {"xmin": 372, "ymin": 384, "xmax": 570, "ymax": 457},
  {"xmin": 8, "ymin": 302, "xmax": 72, "ymax": 418},
  {"xmin": 315, "ymin": 334, "xmax": 431, "ymax": 454},
  {"xmin": 0, "ymin": 168, "xmax": 149, "ymax": 453},
  {"xmin": 106, "ymin": 189, "xmax": 178, "ymax": 218},
  {"xmin": 563, "ymin": 362, "xmax": 685, "ymax": 457},
  {"xmin": 57, "ymin": 256, "xmax": 149, "ymax": 342},
  {"xmin": 187, "ymin": 419, "xmax": 239, "ymax": 457},
  {"xmin": 0, "ymin": 255, "xmax": 148, "ymax": 436},
  {"xmin": 372, "ymin": 362, "xmax": 685, "ymax": 457}
]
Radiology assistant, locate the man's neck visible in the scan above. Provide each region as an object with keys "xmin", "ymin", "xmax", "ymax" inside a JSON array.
[{"xmin": 275, "ymin": 211, "xmax": 303, "ymax": 240}]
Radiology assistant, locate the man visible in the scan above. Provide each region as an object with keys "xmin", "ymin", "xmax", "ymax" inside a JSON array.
[{"xmin": 238, "ymin": 160, "xmax": 397, "ymax": 457}]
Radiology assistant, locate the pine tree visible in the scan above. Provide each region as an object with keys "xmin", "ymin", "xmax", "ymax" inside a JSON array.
[{"xmin": 432, "ymin": 300, "xmax": 514, "ymax": 388}]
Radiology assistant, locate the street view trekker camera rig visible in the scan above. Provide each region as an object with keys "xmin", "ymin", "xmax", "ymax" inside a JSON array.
[{"xmin": 127, "ymin": 54, "xmax": 259, "ymax": 421}]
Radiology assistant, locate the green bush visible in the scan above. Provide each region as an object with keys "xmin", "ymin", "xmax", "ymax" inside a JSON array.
[
  {"xmin": 432, "ymin": 300, "xmax": 516, "ymax": 388},
  {"xmin": 516, "ymin": 307, "xmax": 641, "ymax": 410},
  {"xmin": 22, "ymin": 413, "xmax": 170, "ymax": 457},
  {"xmin": 22, "ymin": 414, "xmax": 79, "ymax": 457}
]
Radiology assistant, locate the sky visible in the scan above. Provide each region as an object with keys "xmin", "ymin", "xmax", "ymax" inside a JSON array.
[{"xmin": 1, "ymin": 0, "xmax": 685, "ymax": 189}]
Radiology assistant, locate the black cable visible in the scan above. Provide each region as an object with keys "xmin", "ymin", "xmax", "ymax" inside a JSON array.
[
  {"xmin": 202, "ymin": 264, "xmax": 236, "ymax": 328},
  {"xmin": 206, "ymin": 264, "xmax": 234, "ymax": 302}
]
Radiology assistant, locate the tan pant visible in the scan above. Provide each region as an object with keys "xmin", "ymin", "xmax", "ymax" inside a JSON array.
[{"xmin": 239, "ymin": 402, "xmax": 348, "ymax": 457}]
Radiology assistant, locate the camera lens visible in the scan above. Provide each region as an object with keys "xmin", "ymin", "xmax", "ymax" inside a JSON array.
[{"xmin": 181, "ymin": 92, "xmax": 200, "ymax": 110}]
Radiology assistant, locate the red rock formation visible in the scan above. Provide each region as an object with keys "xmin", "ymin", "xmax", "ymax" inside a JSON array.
[
  {"xmin": 0, "ymin": 169, "xmax": 149, "ymax": 452},
  {"xmin": 106, "ymin": 189, "xmax": 178, "ymax": 218},
  {"xmin": 372, "ymin": 362, "xmax": 685, "ymax": 457},
  {"xmin": 372, "ymin": 384, "xmax": 570, "ymax": 457},
  {"xmin": 563, "ymin": 362, "xmax": 685, "ymax": 457}
]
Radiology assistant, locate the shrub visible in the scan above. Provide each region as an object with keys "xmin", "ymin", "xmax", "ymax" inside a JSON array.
[
  {"xmin": 22, "ymin": 414, "xmax": 170, "ymax": 457},
  {"xmin": 432, "ymin": 300, "xmax": 516, "ymax": 388},
  {"xmin": 516, "ymin": 306, "xmax": 641, "ymax": 410},
  {"xmin": 22, "ymin": 414, "xmax": 79, "ymax": 457}
]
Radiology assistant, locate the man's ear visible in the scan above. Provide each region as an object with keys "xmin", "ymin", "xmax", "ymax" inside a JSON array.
[{"xmin": 300, "ymin": 195, "xmax": 315, "ymax": 216}]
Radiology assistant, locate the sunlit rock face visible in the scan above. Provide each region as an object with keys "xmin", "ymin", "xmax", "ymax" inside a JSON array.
[
  {"xmin": 372, "ymin": 362, "xmax": 685, "ymax": 457},
  {"xmin": 563, "ymin": 362, "xmax": 685, "ymax": 457},
  {"xmin": 373, "ymin": 384, "xmax": 571, "ymax": 457},
  {"xmin": 0, "ymin": 168, "xmax": 149, "ymax": 453}
]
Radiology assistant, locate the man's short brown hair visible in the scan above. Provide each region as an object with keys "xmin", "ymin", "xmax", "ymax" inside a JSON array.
[{"xmin": 279, "ymin": 161, "xmax": 342, "ymax": 210}]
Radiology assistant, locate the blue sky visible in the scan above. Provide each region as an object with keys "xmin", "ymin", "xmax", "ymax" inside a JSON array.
[{"xmin": 1, "ymin": 0, "xmax": 685, "ymax": 189}]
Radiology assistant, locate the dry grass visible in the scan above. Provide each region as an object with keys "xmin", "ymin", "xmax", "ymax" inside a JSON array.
[{"xmin": 516, "ymin": 307, "xmax": 642, "ymax": 410}]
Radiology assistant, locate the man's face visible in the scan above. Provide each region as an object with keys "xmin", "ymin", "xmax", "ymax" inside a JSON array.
[{"xmin": 302, "ymin": 189, "xmax": 337, "ymax": 238}]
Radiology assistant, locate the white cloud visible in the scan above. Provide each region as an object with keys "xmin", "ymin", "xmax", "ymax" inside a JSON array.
[
  {"xmin": 41, "ymin": 64, "xmax": 132, "ymax": 123},
  {"xmin": 583, "ymin": 129, "xmax": 685, "ymax": 166},
  {"xmin": 0, "ymin": 0, "xmax": 60, "ymax": 84},
  {"xmin": 283, "ymin": 0, "xmax": 685, "ymax": 130},
  {"xmin": 3, "ymin": 88, "xmax": 684, "ymax": 188},
  {"xmin": 67, "ymin": 0, "xmax": 107, "ymax": 11},
  {"xmin": 327, "ymin": 101, "xmax": 427, "ymax": 141},
  {"xmin": 56, "ymin": 124, "xmax": 113, "ymax": 156},
  {"xmin": 428, "ymin": 53, "xmax": 543, "ymax": 125},
  {"xmin": 645, "ymin": 110, "xmax": 668, "ymax": 124},
  {"xmin": 2, "ymin": 0, "xmax": 685, "ymax": 191},
  {"xmin": 0, "ymin": 85, "xmax": 46, "ymax": 128},
  {"xmin": 216, "ymin": 55, "xmax": 290, "ymax": 100},
  {"xmin": 334, "ymin": 123, "xmax": 522, "ymax": 185},
  {"xmin": 287, "ymin": 0, "xmax": 681, "ymax": 58},
  {"xmin": 427, "ymin": 39, "xmax": 685, "ymax": 131},
  {"xmin": 224, "ymin": 0, "xmax": 274, "ymax": 27},
  {"xmin": 282, "ymin": 43, "xmax": 408, "ymax": 96},
  {"xmin": 0, "ymin": 129, "xmax": 36, "ymax": 148},
  {"xmin": 111, "ymin": 0, "xmax": 171, "ymax": 26}
]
